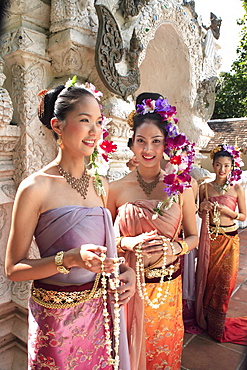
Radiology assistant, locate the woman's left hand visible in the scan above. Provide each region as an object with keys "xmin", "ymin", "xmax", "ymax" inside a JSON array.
[
  {"xmin": 215, "ymin": 203, "xmax": 231, "ymax": 216},
  {"xmin": 108, "ymin": 264, "xmax": 136, "ymax": 307}
]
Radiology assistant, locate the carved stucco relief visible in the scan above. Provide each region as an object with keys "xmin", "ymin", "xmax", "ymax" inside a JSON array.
[
  {"xmin": 12, "ymin": 62, "xmax": 44, "ymax": 125},
  {"xmin": 0, "ymin": 204, "xmax": 12, "ymax": 304},
  {"xmin": 50, "ymin": 0, "xmax": 98, "ymax": 33}
]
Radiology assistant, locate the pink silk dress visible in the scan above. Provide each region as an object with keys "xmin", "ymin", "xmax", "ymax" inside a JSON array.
[
  {"xmin": 196, "ymin": 195, "xmax": 247, "ymax": 345},
  {"xmin": 28, "ymin": 205, "xmax": 130, "ymax": 370},
  {"xmin": 116, "ymin": 199, "xmax": 184, "ymax": 370}
]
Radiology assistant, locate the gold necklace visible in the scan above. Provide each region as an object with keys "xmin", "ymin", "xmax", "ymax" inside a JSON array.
[
  {"xmin": 212, "ymin": 181, "xmax": 230, "ymax": 195},
  {"xmin": 136, "ymin": 168, "xmax": 161, "ymax": 197},
  {"xmin": 57, "ymin": 164, "xmax": 90, "ymax": 199}
]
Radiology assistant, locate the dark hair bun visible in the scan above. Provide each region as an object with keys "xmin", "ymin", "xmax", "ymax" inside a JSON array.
[
  {"xmin": 136, "ymin": 92, "xmax": 164, "ymax": 108},
  {"xmin": 38, "ymin": 85, "xmax": 65, "ymax": 129}
]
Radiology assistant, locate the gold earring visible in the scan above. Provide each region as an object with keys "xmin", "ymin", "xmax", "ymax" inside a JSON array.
[{"xmin": 57, "ymin": 137, "xmax": 62, "ymax": 146}]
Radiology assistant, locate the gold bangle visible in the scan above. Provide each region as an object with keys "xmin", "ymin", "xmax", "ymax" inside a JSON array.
[
  {"xmin": 54, "ymin": 251, "xmax": 71, "ymax": 274},
  {"xmin": 235, "ymin": 213, "xmax": 240, "ymax": 220},
  {"xmin": 176, "ymin": 240, "xmax": 189, "ymax": 256},
  {"xmin": 116, "ymin": 236, "xmax": 126, "ymax": 252}
]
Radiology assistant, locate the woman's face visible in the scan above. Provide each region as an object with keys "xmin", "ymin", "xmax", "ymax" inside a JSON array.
[
  {"xmin": 58, "ymin": 95, "xmax": 103, "ymax": 157},
  {"xmin": 213, "ymin": 156, "xmax": 232, "ymax": 180},
  {"xmin": 132, "ymin": 120, "xmax": 165, "ymax": 168}
]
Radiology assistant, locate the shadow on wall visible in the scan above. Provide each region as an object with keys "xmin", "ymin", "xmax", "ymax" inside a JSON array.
[{"xmin": 0, "ymin": 0, "xmax": 9, "ymax": 35}]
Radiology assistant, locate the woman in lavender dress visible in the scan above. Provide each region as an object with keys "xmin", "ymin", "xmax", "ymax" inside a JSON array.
[{"xmin": 5, "ymin": 80, "xmax": 134, "ymax": 369}]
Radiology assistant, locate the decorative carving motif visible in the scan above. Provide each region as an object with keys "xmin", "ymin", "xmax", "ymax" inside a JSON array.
[
  {"xmin": 0, "ymin": 205, "xmax": 6, "ymax": 240},
  {"xmin": 12, "ymin": 62, "xmax": 44, "ymax": 125},
  {"xmin": 194, "ymin": 76, "xmax": 218, "ymax": 121},
  {"xmin": 51, "ymin": 48, "xmax": 83, "ymax": 74},
  {"xmin": 1, "ymin": 184, "xmax": 16, "ymax": 200},
  {"xmin": 1, "ymin": 28, "xmax": 34, "ymax": 55},
  {"xmin": 183, "ymin": 1, "xmax": 197, "ymax": 19},
  {"xmin": 12, "ymin": 281, "xmax": 31, "ymax": 302},
  {"xmin": 0, "ymin": 140, "xmax": 18, "ymax": 151},
  {"xmin": 13, "ymin": 131, "xmax": 49, "ymax": 186},
  {"xmin": 203, "ymin": 12, "xmax": 222, "ymax": 40},
  {"xmin": 107, "ymin": 168, "xmax": 129, "ymax": 182},
  {"xmin": 0, "ymin": 57, "xmax": 13, "ymax": 127},
  {"xmin": 50, "ymin": 0, "xmax": 97, "ymax": 33},
  {"xmin": 95, "ymin": 4, "xmax": 142, "ymax": 100},
  {"xmin": 108, "ymin": 120, "xmax": 132, "ymax": 139},
  {"xmin": 121, "ymin": 0, "xmax": 148, "ymax": 18}
]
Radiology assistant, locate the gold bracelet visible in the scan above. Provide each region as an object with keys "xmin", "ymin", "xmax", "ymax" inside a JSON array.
[
  {"xmin": 116, "ymin": 236, "xmax": 126, "ymax": 252},
  {"xmin": 176, "ymin": 240, "xmax": 189, "ymax": 256},
  {"xmin": 235, "ymin": 213, "xmax": 240, "ymax": 220}
]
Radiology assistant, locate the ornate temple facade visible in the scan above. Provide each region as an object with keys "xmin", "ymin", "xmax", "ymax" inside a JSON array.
[{"xmin": 0, "ymin": 0, "xmax": 220, "ymax": 368}]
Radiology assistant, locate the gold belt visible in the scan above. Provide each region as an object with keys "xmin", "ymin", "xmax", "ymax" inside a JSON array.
[
  {"xmin": 31, "ymin": 274, "xmax": 103, "ymax": 309},
  {"xmin": 145, "ymin": 260, "xmax": 180, "ymax": 279},
  {"xmin": 209, "ymin": 224, "xmax": 238, "ymax": 234}
]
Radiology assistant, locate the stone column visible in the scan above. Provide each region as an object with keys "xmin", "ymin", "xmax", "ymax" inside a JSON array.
[{"xmin": 0, "ymin": 1, "xmax": 54, "ymax": 367}]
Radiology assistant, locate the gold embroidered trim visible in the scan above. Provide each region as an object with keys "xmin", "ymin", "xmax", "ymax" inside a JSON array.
[
  {"xmin": 31, "ymin": 273, "xmax": 102, "ymax": 308},
  {"xmin": 209, "ymin": 224, "xmax": 238, "ymax": 234},
  {"xmin": 145, "ymin": 260, "xmax": 180, "ymax": 279}
]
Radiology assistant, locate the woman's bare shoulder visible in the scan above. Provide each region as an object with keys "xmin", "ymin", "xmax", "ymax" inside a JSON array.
[{"xmin": 109, "ymin": 172, "xmax": 136, "ymax": 191}]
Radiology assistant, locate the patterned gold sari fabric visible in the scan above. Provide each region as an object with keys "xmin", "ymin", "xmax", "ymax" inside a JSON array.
[
  {"xmin": 116, "ymin": 199, "xmax": 183, "ymax": 370},
  {"xmin": 144, "ymin": 276, "xmax": 183, "ymax": 370},
  {"xmin": 196, "ymin": 194, "xmax": 247, "ymax": 345}
]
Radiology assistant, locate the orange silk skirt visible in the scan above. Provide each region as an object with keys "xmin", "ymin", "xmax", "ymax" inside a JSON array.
[
  {"xmin": 203, "ymin": 233, "xmax": 247, "ymax": 344},
  {"xmin": 144, "ymin": 275, "xmax": 184, "ymax": 370}
]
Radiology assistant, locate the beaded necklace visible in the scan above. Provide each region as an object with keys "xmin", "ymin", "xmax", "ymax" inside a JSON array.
[
  {"xmin": 135, "ymin": 236, "xmax": 174, "ymax": 309},
  {"xmin": 100, "ymin": 254, "xmax": 124, "ymax": 370}
]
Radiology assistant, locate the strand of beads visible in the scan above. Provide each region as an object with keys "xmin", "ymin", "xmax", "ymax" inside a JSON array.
[
  {"xmin": 135, "ymin": 236, "xmax": 174, "ymax": 309},
  {"xmin": 100, "ymin": 254, "xmax": 124, "ymax": 370}
]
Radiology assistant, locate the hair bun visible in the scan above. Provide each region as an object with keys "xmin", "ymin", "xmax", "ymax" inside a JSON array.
[
  {"xmin": 38, "ymin": 85, "xmax": 65, "ymax": 129},
  {"xmin": 135, "ymin": 92, "xmax": 164, "ymax": 108}
]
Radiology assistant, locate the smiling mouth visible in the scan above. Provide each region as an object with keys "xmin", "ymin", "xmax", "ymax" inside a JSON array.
[
  {"xmin": 82, "ymin": 139, "xmax": 95, "ymax": 147},
  {"xmin": 143, "ymin": 155, "xmax": 155, "ymax": 160}
]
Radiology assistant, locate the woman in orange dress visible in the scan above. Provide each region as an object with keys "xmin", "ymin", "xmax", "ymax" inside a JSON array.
[
  {"xmin": 196, "ymin": 144, "xmax": 247, "ymax": 344},
  {"xmin": 107, "ymin": 92, "xmax": 198, "ymax": 370}
]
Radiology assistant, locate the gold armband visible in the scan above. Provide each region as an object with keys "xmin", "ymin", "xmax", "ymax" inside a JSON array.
[
  {"xmin": 116, "ymin": 236, "xmax": 126, "ymax": 252},
  {"xmin": 176, "ymin": 240, "xmax": 189, "ymax": 256}
]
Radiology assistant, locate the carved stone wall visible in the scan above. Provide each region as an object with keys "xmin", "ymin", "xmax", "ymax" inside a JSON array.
[{"xmin": 0, "ymin": 0, "xmax": 219, "ymax": 367}]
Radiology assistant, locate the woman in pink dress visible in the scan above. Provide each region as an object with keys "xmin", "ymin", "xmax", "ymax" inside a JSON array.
[
  {"xmin": 107, "ymin": 92, "xmax": 198, "ymax": 370},
  {"xmin": 196, "ymin": 144, "xmax": 247, "ymax": 344}
]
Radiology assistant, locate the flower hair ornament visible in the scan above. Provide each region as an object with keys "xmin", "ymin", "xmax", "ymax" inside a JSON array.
[
  {"xmin": 210, "ymin": 143, "xmax": 244, "ymax": 185},
  {"xmin": 131, "ymin": 97, "xmax": 195, "ymax": 217}
]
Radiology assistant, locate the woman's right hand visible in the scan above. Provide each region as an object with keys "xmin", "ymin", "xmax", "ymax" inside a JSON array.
[
  {"xmin": 120, "ymin": 230, "xmax": 160, "ymax": 252},
  {"xmin": 67, "ymin": 245, "xmax": 116, "ymax": 274},
  {"xmin": 199, "ymin": 200, "xmax": 214, "ymax": 213}
]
